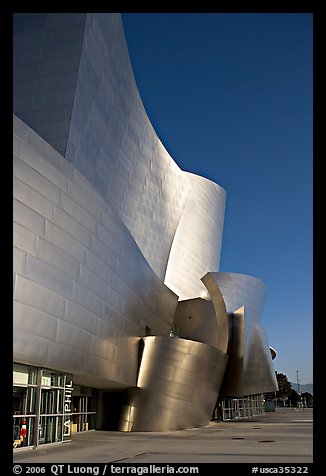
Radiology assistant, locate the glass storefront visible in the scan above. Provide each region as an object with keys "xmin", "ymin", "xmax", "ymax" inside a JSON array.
[
  {"xmin": 13, "ymin": 363, "xmax": 77, "ymax": 449},
  {"xmin": 38, "ymin": 416, "xmax": 63, "ymax": 445},
  {"xmin": 13, "ymin": 364, "xmax": 37, "ymax": 448},
  {"xmin": 38, "ymin": 368, "xmax": 71, "ymax": 445},
  {"xmin": 71, "ymin": 385, "xmax": 97, "ymax": 433},
  {"xmin": 13, "ymin": 416, "xmax": 35, "ymax": 449}
]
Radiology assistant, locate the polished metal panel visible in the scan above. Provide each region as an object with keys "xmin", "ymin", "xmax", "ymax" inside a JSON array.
[
  {"xmin": 208, "ymin": 273, "xmax": 278, "ymax": 395},
  {"xmin": 13, "ymin": 13, "xmax": 87, "ymax": 156},
  {"xmin": 201, "ymin": 272, "xmax": 229, "ymax": 353},
  {"xmin": 164, "ymin": 173, "xmax": 226, "ymax": 300},
  {"xmin": 209, "ymin": 272, "xmax": 266, "ymax": 321},
  {"xmin": 243, "ymin": 324, "xmax": 278, "ymax": 395},
  {"xmin": 119, "ymin": 336, "xmax": 228, "ymax": 431},
  {"xmin": 65, "ymin": 13, "xmax": 188, "ymax": 280},
  {"xmin": 220, "ymin": 306, "xmax": 245, "ymax": 397},
  {"xmin": 172, "ymin": 298, "xmax": 220, "ymax": 347},
  {"xmin": 13, "ymin": 116, "xmax": 178, "ymax": 390},
  {"xmin": 172, "ymin": 272, "xmax": 229, "ymax": 353},
  {"xmin": 14, "ymin": 13, "xmax": 226, "ymax": 288},
  {"xmin": 13, "ymin": 12, "xmax": 277, "ymax": 431}
]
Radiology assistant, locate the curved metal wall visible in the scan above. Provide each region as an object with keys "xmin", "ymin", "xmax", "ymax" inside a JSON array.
[
  {"xmin": 13, "ymin": 13, "xmax": 87, "ymax": 157},
  {"xmin": 13, "ymin": 13, "xmax": 226, "ymax": 295},
  {"xmin": 66, "ymin": 13, "xmax": 227, "ymax": 292},
  {"xmin": 12, "ymin": 12, "xmax": 227, "ymax": 391},
  {"xmin": 208, "ymin": 273, "xmax": 278, "ymax": 395},
  {"xmin": 65, "ymin": 12, "xmax": 187, "ymax": 281},
  {"xmin": 172, "ymin": 298, "xmax": 222, "ymax": 348},
  {"xmin": 164, "ymin": 173, "xmax": 226, "ymax": 300},
  {"xmin": 13, "ymin": 115, "xmax": 178, "ymax": 389},
  {"xmin": 13, "ymin": 13, "xmax": 278, "ymax": 431},
  {"xmin": 119, "ymin": 336, "xmax": 228, "ymax": 431},
  {"xmin": 219, "ymin": 306, "xmax": 245, "ymax": 397},
  {"xmin": 209, "ymin": 272, "xmax": 266, "ymax": 321}
]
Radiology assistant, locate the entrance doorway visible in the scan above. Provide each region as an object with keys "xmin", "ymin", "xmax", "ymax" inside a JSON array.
[
  {"xmin": 71, "ymin": 386, "xmax": 97, "ymax": 433},
  {"xmin": 100, "ymin": 391, "xmax": 128, "ymax": 430}
]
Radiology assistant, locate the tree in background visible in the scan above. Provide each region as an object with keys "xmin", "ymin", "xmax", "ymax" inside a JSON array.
[
  {"xmin": 276, "ymin": 372, "xmax": 292, "ymax": 400},
  {"xmin": 289, "ymin": 388, "xmax": 299, "ymax": 406},
  {"xmin": 265, "ymin": 371, "xmax": 292, "ymax": 404},
  {"xmin": 265, "ymin": 372, "xmax": 313, "ymax": 407}
]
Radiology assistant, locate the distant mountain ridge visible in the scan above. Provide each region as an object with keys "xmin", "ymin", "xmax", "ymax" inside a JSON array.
[{"xmin": 290, "ymin": 382, "xmax": 313, "ymax": 395}]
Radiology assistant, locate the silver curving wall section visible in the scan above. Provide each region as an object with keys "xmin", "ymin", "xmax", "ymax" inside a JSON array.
[
  {"xmin": 13, "ymin": 13, "xmax": 226, "ymax": 295},
  {"xmin": 13, "ymin": 115, "xmax": 178, "ymax": 390},
  {"xmin": 208, "ymin": 272, "xmax": 278, "ymax": 396},
  {"xmin": 120, "ymin": 336, "xmax": 228, "ymax": 432},
  {"xmin": 13, "ymin": 13, "xmax": 277, "ymax": 433}
]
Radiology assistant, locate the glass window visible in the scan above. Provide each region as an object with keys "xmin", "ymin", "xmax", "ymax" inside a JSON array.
[
  {"xmin": 13, "ymin": 364, "xmax": 28, "ymax": 385},
  {"xmin": 38, "ymin": 416, "xmax": 63, "ymax": 444},
  {"xmin": 13, "ymin": 363, "xmax": 37, "ymax": 385},
  {"xmin": 28, "ymin": 367, "xmax": 38, "ymax": 385},
  {"xmin": 13, "ymin": 416, "xmax": 35, "ymax": 448},
  {"xmin": 40, "ymin": 388, "xmax": 64, "ymax": 414},
  {"xmin": 13, "ymin": 386, "xmax": 36, "ymax": 415},
  {"xmin": 13, "ymin": 365, "xmax": 77, "ymax": 448},
  {"xmin": 41, "ymin": 369, "xmax": 65, "ymax": 388}
]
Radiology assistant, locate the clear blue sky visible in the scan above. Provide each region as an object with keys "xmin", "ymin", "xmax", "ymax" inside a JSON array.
[{"xmin": 121, "ymin": 13, "xmax": 313, "ymax": 385}]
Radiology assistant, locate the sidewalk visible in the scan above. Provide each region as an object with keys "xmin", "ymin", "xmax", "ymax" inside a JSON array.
[{"xmin": 13, "ymin": 407, "xmax": 313, "ymax": 464}]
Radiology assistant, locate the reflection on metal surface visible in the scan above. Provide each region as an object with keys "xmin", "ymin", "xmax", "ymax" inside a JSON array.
[
  {"xmin": 220, "ymin": 306, "xmax": 245, "ymax": 397},
  {"xmin": 119, "ymin": 336, "xmax": 228, "ymax": 431},
  {"xmin": 164, "ymin": 173, "xmax": 226, "ymax": 300},
  {"xmin": 173, "ymin": 298, "xmax": 220, "ymax": 348},
  {"xmin": 13, "ymin": 116, "xmax": 178, "ymax": 390},
  {"xmin": 208, "ymin": 273, "xmax": 278, "ymax": 395},
  {"xmin": 201, "ymin": 272, "xmax": 229, "ymax": 353},
  {"xmin": 13, "ymin": 13, "xmax": 277, "ymax": 432}
]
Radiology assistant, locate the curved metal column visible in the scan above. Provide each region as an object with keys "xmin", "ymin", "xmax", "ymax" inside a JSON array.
[
  {"xmin": 220, "ymin": 306, "xmax": 245, "ymax": 397},
  {"xmin": 119, "ymin": 336, "xmax": 228, "ymax": 431},
  {"xmin": 201, "ymin": 272, "xmax": 229, "ymax": 353}
]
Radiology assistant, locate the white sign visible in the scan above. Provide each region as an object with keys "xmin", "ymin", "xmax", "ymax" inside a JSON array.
[{"xmin": 63, "ymin": 380, "xmax": 73, "ymax": 439}]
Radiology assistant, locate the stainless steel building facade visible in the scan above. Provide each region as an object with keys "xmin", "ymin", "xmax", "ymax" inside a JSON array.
[{"xmin": 13, "ymin": 13, "xmax": 278, "ymax": 448}]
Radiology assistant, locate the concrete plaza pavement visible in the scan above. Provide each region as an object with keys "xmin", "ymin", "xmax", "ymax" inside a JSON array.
[{"xmin": 13, "ymin": 407, "xmax": 313, "ymax": 464}]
